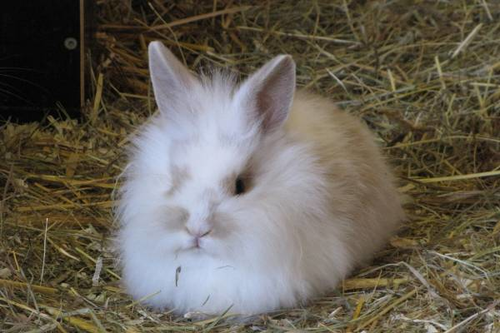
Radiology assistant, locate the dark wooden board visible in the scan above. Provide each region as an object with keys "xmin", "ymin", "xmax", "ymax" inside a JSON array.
[{"xmin": 0, "ymin": 0, "xmax": 92, "ymax": 122}]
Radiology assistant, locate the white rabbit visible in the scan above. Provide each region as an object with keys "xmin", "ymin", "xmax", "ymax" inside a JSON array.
[{"xmin": 116, "ymin": 41, "xmax": 404, "ymax": 315}]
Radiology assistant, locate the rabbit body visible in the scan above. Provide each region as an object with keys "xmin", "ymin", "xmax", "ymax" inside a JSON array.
[{"xmin": 116, "ymin": 42, "xmax": 404, "ymax": 315}]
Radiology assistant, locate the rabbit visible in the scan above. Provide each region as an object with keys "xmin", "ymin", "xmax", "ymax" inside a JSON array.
[{"xmin": 115, "ymin": 41, "xmax": 405, "ymax": 316}]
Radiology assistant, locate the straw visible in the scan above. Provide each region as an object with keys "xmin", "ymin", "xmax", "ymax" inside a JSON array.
[{"xmin": 1, "ymin": 1, "xmax": 499, "ymax": 331}]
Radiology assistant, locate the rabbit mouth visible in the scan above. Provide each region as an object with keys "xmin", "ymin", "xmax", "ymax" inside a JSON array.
[
  {"xmin": 175, "ymin": 244, "xmax": 206, "ymax": 259},
  {"xmin": 180, "ymin": 237, "xmax": 208, "ymax": 253},
  {"xmin": 190, "ymin": 238, "xmax": 203, "ymax": 250}
]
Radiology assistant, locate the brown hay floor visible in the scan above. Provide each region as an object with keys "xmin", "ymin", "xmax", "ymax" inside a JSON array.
[{"xmin": 1, "ymin": 1, "xmax": 499, "ymax": 332}]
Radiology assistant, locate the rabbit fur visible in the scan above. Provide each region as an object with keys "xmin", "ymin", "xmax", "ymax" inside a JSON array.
[{"xmin": 116, "ymin": 41, "xmax": 405, "ymax": 315}]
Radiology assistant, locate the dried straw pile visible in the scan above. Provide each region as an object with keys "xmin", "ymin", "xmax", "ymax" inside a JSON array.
[{"xmin": 1, "ymin": 1, "xmax": 499, "ymax": 332}]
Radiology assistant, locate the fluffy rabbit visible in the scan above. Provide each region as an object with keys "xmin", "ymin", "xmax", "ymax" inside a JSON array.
[{"xmin": 116, "ymin": 41, "xmax": 404, "ymax": 315}]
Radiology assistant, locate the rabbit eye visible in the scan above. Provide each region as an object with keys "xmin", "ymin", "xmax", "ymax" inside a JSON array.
[{"xmin": 234, "ymin": 177, "xmax": 245, "ymax": 195}]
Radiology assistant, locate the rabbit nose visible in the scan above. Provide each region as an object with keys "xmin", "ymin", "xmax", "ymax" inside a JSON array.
[{"xmin": 185, "ymin": 224, "xmax": 212, "ymax": 238}]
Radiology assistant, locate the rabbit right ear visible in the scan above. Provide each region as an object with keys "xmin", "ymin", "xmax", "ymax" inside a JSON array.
[
  {"xmin": 148, "ymin": 42, "xmax": 197, "ymax": 116},
  {"xmin": 234, "ymin": 55, "xmax": 295, "ymax": 133}
]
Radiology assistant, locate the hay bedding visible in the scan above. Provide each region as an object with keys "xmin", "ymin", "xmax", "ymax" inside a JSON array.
[{"xmin": 1, "ymin": 0, "xmax": 499, "ymax": 331}]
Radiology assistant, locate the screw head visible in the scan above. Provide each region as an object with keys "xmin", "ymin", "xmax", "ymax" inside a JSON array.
[{"xmin": 64, "ymin": 37, "xmax": 78, "ymax": 50}]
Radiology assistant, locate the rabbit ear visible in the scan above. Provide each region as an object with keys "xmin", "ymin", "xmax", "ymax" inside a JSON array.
[
  {"xmin": 236, "ymin": 55, "xmax": 296, "ymax": 132},
  {"xmin": 148, "ymin": 41, "xmax": 197, "ymax": 116}
]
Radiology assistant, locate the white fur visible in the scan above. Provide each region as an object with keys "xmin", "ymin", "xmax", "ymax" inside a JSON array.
[{"xmin": 116, "ymin": 42, "xmax": 404, "ymax": 315}]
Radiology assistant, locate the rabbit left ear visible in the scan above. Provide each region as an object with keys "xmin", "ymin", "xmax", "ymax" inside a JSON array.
[
  {"xmin": 148, "ymin": 42, "xmax": 198, "ymax": 117},
  {"xmin": 235, "ymin": 55, "xmax": 296, "ymax": 132}
]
